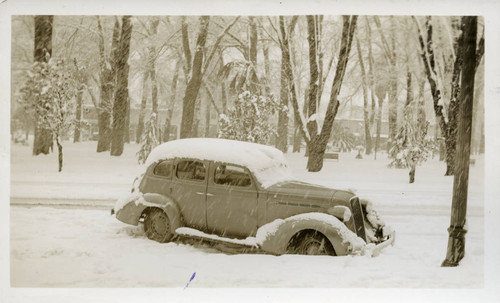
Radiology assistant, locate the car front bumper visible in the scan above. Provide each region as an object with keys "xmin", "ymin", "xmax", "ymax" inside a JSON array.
[{"xmin": 370, "ymin": 228, "xmax": 396, "ymax": 257}]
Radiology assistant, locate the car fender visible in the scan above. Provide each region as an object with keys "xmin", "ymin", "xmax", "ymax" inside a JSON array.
[
  {"xmin": 258, "ymin": 216, "xmax": 355, "ymax": 256},
  {"xmin": 142, "ymin": 193, "xmax": 183, "ymax": 234},
  {"xmin": 115, "ymin": 193, "xmax": 183, "ymax": 234}
]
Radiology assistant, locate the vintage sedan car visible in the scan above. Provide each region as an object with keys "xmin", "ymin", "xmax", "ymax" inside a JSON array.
[{"xmin": 113, "ymin": 138, "xmax": 394, "ymax": 256}]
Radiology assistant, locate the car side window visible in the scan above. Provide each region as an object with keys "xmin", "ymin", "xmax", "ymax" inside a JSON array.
[
  {"xmin": 214, "ymin": 164, "xmax": 252, "ymax": 187},
  {"xmin": 176, "ymin": 160, "xmax": 206, "ymax": 181},
  {"xmin": 153, "ymin": 160, "xmax": 173, "ymax": 178}
]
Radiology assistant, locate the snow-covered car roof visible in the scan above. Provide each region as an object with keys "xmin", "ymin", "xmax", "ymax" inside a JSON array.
[{"xmin": 145, "ymin": 138, "xmax": 293, "ymax": 187}]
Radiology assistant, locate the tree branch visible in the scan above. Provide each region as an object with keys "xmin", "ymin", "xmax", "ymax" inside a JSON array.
[
  {"xmin": 202, "ymin": 81, "xmax": 222, "ymax": 115},
  {"xmin": 203, "ymin": 16, "xmax": 240, "ymax": 73},
  {"xmin": 181, "ymin": 17, "xmax": 192, "ymax": 73}
]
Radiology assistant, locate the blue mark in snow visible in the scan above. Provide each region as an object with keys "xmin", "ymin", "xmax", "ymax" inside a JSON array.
[{"xmin": 184, "ymin": 272, "xmax": 196, "ymax": 289}]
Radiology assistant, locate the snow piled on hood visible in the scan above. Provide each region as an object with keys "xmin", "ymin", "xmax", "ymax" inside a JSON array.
[{"xmin": 145, "ymin": 138, "xmax": 294, "ymax": 188}]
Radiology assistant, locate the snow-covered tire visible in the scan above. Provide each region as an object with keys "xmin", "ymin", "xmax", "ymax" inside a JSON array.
[
  {"xmin": 288, "ymin": 231, "xmax": 336, "ymax": 256},
  {"xmin": 144, "ymin": 208, "xmax": 173, "ymax": 243}
]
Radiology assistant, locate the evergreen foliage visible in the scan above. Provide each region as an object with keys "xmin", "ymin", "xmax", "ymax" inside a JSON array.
[
  {"xmin": 217, "ymin": 91, "xmax": 283, "ymax": 144},
  {"xmin": 388, "ymin": 101, "xmax": 435, "ymax": 179},
  {"xmin": 330, "ymin": 122, "xmax": 357, "ymax": 152},
  {"xmin": 136, "ymin": 113, "xmax": 160, "ymax": 165}
]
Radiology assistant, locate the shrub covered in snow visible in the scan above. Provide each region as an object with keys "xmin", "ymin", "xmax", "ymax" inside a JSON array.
[
  {"xmin": 330, "ymin": 122, "xmax": 357, "ymax": 152},
  {"xmin": 136, "ymin": 113, "xmax": 160, "ymax": 164},
  {"xmin": 217, "ymin": 91, "xmax": 284, "ymax": 144},
  {"xmin": 388, "ymin": 101, "xmax": 436, "ymax": 183},
  {"xmin": 18, "ymin": 56, "xmax": 77, "ymax": 171}
]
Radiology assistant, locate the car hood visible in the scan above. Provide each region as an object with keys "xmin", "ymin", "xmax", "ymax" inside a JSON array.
[{"xmin": 265, "ymin": 180, "xmax": 355, "ymax": 206}]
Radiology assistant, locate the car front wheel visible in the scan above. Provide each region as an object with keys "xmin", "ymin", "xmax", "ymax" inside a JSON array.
[
  {"xmin": 144, "ymin": 208, "xmax": 173, "ymax": 243},
  {"xmin": 289, "ymin": 231, "xmax": 336, "ymax": 256}
]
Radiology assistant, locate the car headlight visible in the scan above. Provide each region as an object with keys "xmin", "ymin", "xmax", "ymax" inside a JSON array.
[{"xmin": 327, "ymin": 206, "xmax": 352, "ymax": 222}]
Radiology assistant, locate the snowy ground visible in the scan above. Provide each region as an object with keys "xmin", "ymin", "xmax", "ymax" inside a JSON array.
[{"xmin": 9, "ymin": 141, "xmax": 485, "ymax": 288}]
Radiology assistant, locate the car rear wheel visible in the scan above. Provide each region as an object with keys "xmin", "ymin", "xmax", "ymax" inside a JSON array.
[
  {"xmin": 289, "ymin": 231, "xmax": 336, "ymax": 256},
  {"xmin": 144, "ymin": 208, "xmax": 173, "ymax": 243}
]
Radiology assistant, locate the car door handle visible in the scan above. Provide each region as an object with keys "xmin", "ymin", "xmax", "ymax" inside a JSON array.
[
  {"xmin": 206, "ymin": 193, "xmax": 215, "ymax": 197},
  {"xmin": 195, "ymin": 192, "xmax": 205, "ymax": 195}
]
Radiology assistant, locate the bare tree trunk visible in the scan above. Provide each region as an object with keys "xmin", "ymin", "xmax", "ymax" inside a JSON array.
[
  {"xmin": 373, "ymin": 16, "xmax": 398, "ymax": 152},
  {"xmin": 124, "ymin": 98, "xmax": 130, "ymax": 144},
  {"xmin": 248, "ymin": 16, "xmax": 259, "ymax": 94},
  {"xmin": 387, "ymin": 17, "xmax": 398, "ymax": 152},
  {"xmin": 366, "ymin": 18, "xmax": 377, "ymax": 153},
  {"xmin": 276, "ymin": 17, "xmax": 292, "ymax": 153},
  {"xmin": 56, "ymin": 136, "xmax": 63, "ymax": 172},
  {"xmin": 443, "ymin": 20, "xmax": 465, "ymax": 175},
  {"xmin": 181, "ymin": 17, "xmax": 192, "ymax": 73},
  {"xmin": 33, "ymin": 15, "xmax": 54, "ymax": 155},
  {"xmin": 356, "ymin": 35, "xmax": 372, "ymax": 154},
  {"xmin": 150, "ymin": 18, "xmax": 159, "ymax": 115},
  {"xmin": 279, "ymin": 16, "xmax": 306, "ymax": 154},
  {"xmin": 414, "ymin": 16, "xmax": 452, "ymax": 174},
  {"xmin": 73, "ymin": 87, "xmax": 83, "ymax": 142},
  {"xmin": 405, "ymin": 70, "xmax": 413, "ymax": 107},
  {"xmin": 442, "ymin": 16, "xmax": 477, "ymax": 267},
  {"xmin": 164, "ymin": 60, "xmax": 180, "ymax": 142},
  {"xmin": 262, "ymin": 41, "xmax": 271, "ymax": 97},
  {"xmin": 110, "ymin": 16, "xmax": 133, "ymax": 156},
  {"xmin": 204, "ymin": 95, "xmax": 211, "ymax": 137},
  {"xmin": 307, "ymin": 16, "xmax": 358, "ymax": 172},
  {"xmin": 73, "ymin": 58, "xmax": 84, "ymax": 143},
  {"xmin": 180, "ymin": 16, "xmax": 210, "ymax": 139},
  {"xmin": 409, "ymin": 163, "xmax": 416, "ymax": 184},
  {"xmin": 374, "ymin": 85, "xmax": 386, "ymax": 160},
  {"xmin": 293, "ymin": 117, "xmax": 301, "ymax": 152},
  {"xmin": 137, "ymin": 17, "xmax": 159, "ymax": 143},
  {"xmin": 96, "ymin": 17, "xmax": 119, "ymax": 152},
  {"xmin": 306, "ymin": 15, "xmax": 320, "ymax": 148},
  {"xmin": 316, "ymin": 16, "xmax": 324, "ymax": 112},
  {"xmin": 136, "ymin": 71, "xmax": 149, "ymax": 142}
]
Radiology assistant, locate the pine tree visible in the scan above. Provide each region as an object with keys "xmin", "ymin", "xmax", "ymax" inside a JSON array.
[
  {"xmin": 217, "ymin": 91, "xmax": 283, "ymax": 144},
  {"xmin": 388, "ymin": 101, "xmax": 435, "ymax": 183},
  {"xmin": 136, "ymin": 113, "xmax": 160, "ymax": 165}
]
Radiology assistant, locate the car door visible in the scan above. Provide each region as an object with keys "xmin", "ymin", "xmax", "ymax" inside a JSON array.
[
  {"xmin": 206, "ymin": 162, "xmax": 259, "ymax": 238},
  {"xmin": 170, "ymin": 159, "xmax": 208, "ymax": 230}
]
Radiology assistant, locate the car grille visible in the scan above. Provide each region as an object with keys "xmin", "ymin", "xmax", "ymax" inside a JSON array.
[{"xmin": 349, "ymin": 196, "xmax": 367, "ymax": 242}]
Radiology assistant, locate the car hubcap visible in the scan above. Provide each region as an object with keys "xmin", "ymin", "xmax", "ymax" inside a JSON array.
[
  {"xmin": 302, "ymin": 238, "xmax": 327, "ymax": 255},
  {"xmin": 151, "ymin": 214, "xmax": 169, "ymax": 236}
]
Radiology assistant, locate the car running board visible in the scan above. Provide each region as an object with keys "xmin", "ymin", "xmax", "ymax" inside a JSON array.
[{"xmin": 175, "ymin": 227, "xmax": 264, "ymax": 254}]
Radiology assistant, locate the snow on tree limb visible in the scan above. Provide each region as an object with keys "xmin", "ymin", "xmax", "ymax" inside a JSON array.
[
  {"xmin": 412, "ymin": 16, "xmax": 448, "ymax": 135},
  {"xmin": 203, "ymin": 16, "xmax": 240, "ymax": 74}
]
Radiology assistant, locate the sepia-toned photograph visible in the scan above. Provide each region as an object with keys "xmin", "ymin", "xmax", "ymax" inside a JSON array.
[{"xmin": 2, "ymin": 0, "xmax": 500, "ymax": 302}]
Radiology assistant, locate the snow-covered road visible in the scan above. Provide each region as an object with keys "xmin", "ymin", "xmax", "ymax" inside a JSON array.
[{"xmin": 10, "ymin": 205, "xmax": 483, "ymax": 288}]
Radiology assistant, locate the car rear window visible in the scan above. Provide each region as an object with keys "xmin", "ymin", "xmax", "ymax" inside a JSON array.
[
  {"xmin": 153, "ymin": 160, "xmax": 173, "ymax": 177},
  {"xmin": 214, "ymin": 164, "xmax": 252, "ymax": 187},
  {"xmin": 176, "ymin": 160, "xmax": 206, "ymax": 181}
]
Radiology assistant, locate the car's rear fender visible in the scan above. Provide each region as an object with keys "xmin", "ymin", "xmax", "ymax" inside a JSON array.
[
  {"xmin": 258, "ymin": 217, "xmax": 355, "ymax": 256},
  {"xmin": 116, "ymin": 193, "xmax": 183, "ymax": 234}
]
